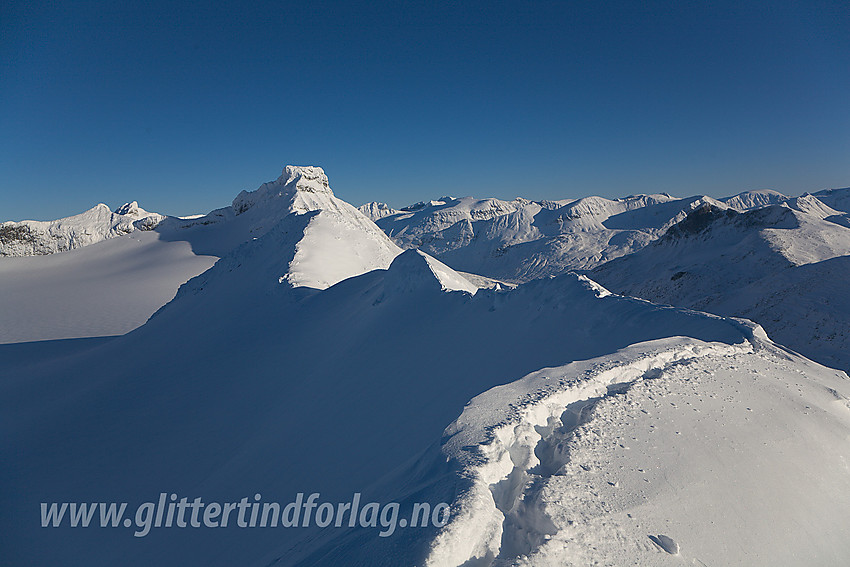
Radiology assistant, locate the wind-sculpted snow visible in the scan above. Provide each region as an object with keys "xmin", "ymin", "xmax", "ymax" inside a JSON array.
[
  {"xmin": 423, "ymin": 334, "xmax": 850, "ymax": 566},
  {"xmin": 2, "ymin": 245, "xmax": 773, "ymax": 566},
  {"xmin": 4, "ymin": 167, "xmax": 850, "ymax": 566},
  {"xmin": 0, "ymin": 202, "xmax": 165, "ymax": 256}
]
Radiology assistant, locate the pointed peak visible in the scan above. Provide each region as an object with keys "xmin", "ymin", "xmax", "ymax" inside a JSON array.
[
  {"xmin": 386, "ymin": 249, "xmax": 478, "ymax": 295},
  {"xmin": 115, "ymin": 201, "xmax": 139, "ymax": 215},
  {"xmin": 114, "ymin": 201, "xmax": 158, "ymax": 219}
]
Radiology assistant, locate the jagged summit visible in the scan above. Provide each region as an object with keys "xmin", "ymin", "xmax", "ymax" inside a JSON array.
[
  {"xmin": 159, "ymin": 165, "xmax": 403, "ymax": 296},
  {"xmin": 114, "ymin": 201, "xmax": 137, "ymax": 215},
  {"xmin": 232, "ymin": 165, "xmax": 333, "ymax": 215},
  {"xmin": 358, "ymin": 201, "xmax": 399, "ymax": 221},
  {"xmin": 114, "ymin": 200, "xmax": 154, "ymax": 217}
]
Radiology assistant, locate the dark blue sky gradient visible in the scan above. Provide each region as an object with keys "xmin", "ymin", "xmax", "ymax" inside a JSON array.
[{"xmin": 2, "ymin": 0, "xmax": 848, "ymax": 220}]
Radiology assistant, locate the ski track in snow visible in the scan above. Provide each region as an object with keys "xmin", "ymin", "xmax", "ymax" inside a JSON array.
[
  {"xmin": 425, "ymin": 330, "xmax": 850, "ymax": 567},
  {"xmin": 427, "ymin": 337, "xmax": 752, "ymax": 566}
]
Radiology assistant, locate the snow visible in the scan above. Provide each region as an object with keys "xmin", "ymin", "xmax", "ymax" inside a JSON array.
[
  {"xmin": 372, "ymin": 193, "xmax": 721, "ymax": 281},
  {"xmin": 784, "ymin": 194, "xmax": 844, "ymax": 220},
  {"xmin": 721, "ymin": 188, "xmax": 789, "ymax": 210},
  {"xmin": 0, "ymin": 165, "xmax": 400, "ymax": 342},
  {"xmin": 283, "ymin": 208, "xmax": 401, "ymax": 289},
  {"xmin": 278, "ymin": 171, "xmax": 403, "ymax": 289},
  {"xmin": 812, "ymin": 186, "xmax": 850, "ymax": 213},
  {"xmin": 360, "ymin": 181, "xmax": 850, "ymax": 376},
  {"xmin": 359, "ymin": 202, "xmax": 400, "ymax": 221},
  {"xmin": 0, "ymin": 242, "xmax": 780, "ymax": 566},
  {"xmin": 591, "ymin": 203, "xmax": 850, "ymax": 373},
  {"xmin": 385, "ymin": 249, "xmax": 478, "ymax": 295},
  {"xmin": 243, "ymin": 172, "xmax": 400, "ymax": 290},
  {"xmin": 0, "ymin": 231, "xmax": 216, "ymax": 343},
  {"xmin": 0, "ymin": 202, "xmax": 165, "ymax": 256},
  {"xmin": 2, "ymin": 166, "xmax": 850, "ymax": 566},
  {"xmin": 160, "ymin": 165, "xmax": 402, "ymax": 291}
]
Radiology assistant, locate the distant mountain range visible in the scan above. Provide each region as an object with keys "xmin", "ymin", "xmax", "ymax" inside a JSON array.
[{"xmin": 359, "ymin": 186, "xmax": 850, "ymax": 374}]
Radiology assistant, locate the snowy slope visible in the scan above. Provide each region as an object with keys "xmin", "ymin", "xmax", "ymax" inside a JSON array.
[
  {"xmin": 0, "ymin": 201, "xmax": 165, "ymax": 256},
  {"xmin": 812, "ymin": 186, "xmax": 850, "ymax": 213},
  {"xmin": 0, "ymin": 231, "xmax": 217, "ymax": 343},
  {"xmin": 4, "ymin": 184, "xmax": 850, "ymax": 566},
  {"xmin": 808, "ymin": 187, "xmax": 850, "ymax": 228},
  {"xmin": 421, "ymin": 333, "xmax": 850, "ymax": 566},
  {"xmin": 591, "ymin": 203, "xmax": 850, "ymax": 372},
  {"xmin": 700, "ymin": 254, "xmax": 850, "ymax": 372},
  {"xmin": 720, "ymin": 188, "xmax": 789, "ymax": 210}
]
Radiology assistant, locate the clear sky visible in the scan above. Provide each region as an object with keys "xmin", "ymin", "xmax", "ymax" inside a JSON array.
[{"xmin": 2, "ymin": 0, "xmax": 848, "ymax": 220}]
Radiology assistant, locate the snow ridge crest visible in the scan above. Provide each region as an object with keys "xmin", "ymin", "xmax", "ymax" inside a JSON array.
[{"xmin": 385, "ymin": 249, "xmax": 478, "ymax": 295}]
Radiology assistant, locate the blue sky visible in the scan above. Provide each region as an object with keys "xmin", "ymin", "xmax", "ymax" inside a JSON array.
[{"xmin": 2, "ymin": 0, "xmax": 848, "ymax": 220}]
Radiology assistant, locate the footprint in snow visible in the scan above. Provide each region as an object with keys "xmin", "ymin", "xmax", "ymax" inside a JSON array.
[{"xmin": 649, "ymin": 534, "xmax": 679, "ymax": 555}]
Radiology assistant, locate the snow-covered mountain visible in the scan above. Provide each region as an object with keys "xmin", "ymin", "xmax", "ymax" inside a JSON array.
[
  {"xmin": 364, "ymin": 193, "xmax": 730, "ymax": 281},
  {"xmin": 720, "ymin": 188, "xmax": 789, "ymax": 210},
  {"xmin": 3, "ymin": 168, "xmax": 850, "ymax": 566},
  {"xmin": 362, "ymin": 186, "xmax": 850, "ymax": 374},
  {"xmin": 812, "ymin": 186, "xmax": 850, "ymax": 214},
  {"xmin": 590, "ymin": 202, "xmax": 850, "ymax": 372},
  {"xmin": 6, "ymin": 221, "xmax": 850, "ymax": 566},
  {"xmin": 365, "ymin": 187, "xmax": 850, "ymax": 284},
  {"xmin": 358, "ymin": 201, "xmax": 400, "ymax": 221},
  {"xmin": 160, "ymin": 165, "xmax": 402, "ymax": 292},
  {"xmin": 0, "ymin": 166, "xmax": 401, "ymax": 343},
  {"xmin": 0, "ymin": 201, "xmax": 165, "ymax": 256}
]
